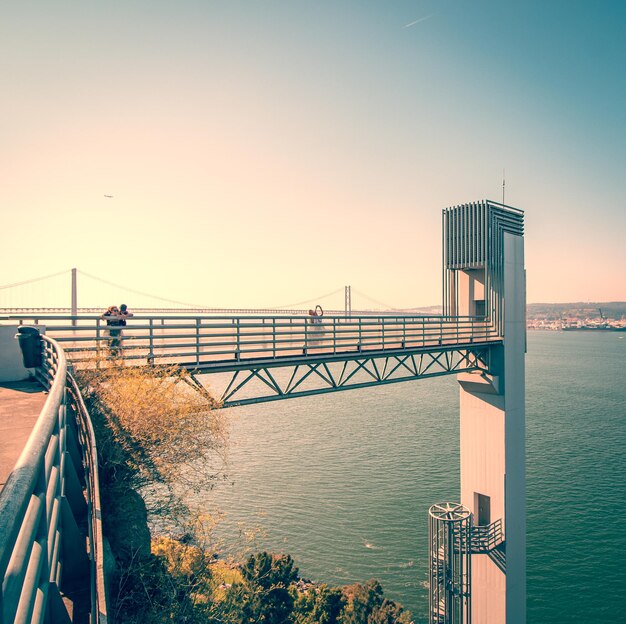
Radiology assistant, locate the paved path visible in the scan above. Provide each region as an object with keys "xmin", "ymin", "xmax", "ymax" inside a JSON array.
[{"xmin": 0, "ymin": 380, "xmax": 47, "ymax": 489}]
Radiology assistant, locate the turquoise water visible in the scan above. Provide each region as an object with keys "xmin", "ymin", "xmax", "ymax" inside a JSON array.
[{"xmin": 201, "ymin": 332, "xmax": 626, "ymax": 623}]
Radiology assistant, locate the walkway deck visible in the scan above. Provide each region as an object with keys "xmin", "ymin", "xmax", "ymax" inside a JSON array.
[{"xmin": 0, "ymin": 379, "xmax": 47, "ymax": 489}]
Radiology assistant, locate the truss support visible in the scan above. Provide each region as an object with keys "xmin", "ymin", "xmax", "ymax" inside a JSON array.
[{"xmin": 183, "ymin": 346, "xmax": 492, "ymax": 407}]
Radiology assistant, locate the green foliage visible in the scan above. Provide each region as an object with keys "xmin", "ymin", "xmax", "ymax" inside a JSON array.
[
  {"xmin": 214, "ymin": 556, "xmax": 411, "ymax": 624},
  {"xmin": 339, "ymin": 579, "xmax": 412, "ymax": 624},
  {"xmin": 241, "ymin": 552, "xmax": 299, "ymax": 589},
  {"xmin": 218, "ymin": 553, "xmax": 298, "ymax": 623},
  {"xmin": 292, "ymin": 584, "xmax": 345, "ymax": 623}
]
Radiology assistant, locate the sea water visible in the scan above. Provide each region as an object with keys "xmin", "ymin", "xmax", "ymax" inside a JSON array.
[{"xmin": 198, "ymin": 331, "xmax": 626, "ymax": 623}]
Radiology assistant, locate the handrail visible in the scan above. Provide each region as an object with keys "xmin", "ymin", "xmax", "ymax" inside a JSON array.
[
  {"xmin": 66, "ymin": 374, "xmax": 108, "ymax": 623},
  {"xmin": 2, "ymin": 313, "xmax": 483, "ymax": 321},
  {"xmin": 470, "ymin": 518, "xmax": 504, "ymax": 553},
  {"xmin": 0, "ymin": 335, "xmax": 108, "ymax": 623},
  {"xmin": 2, "ymin": 314, "xmax": 501, "ymax": 369},
  {"xmin": 0, "ymin": 336, "xmax": 67, "ymax": 623}
]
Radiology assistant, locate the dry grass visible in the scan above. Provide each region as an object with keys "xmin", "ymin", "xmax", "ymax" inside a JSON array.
[
  {"xmin": 75, "ymin": 361, "xmax": 231, "ymax": 622},
  {"xmin": 77, "ymin": 362, "xmax": 226, "ymax": 494}
]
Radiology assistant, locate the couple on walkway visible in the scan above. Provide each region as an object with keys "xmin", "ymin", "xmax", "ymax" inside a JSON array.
[{"xmin": 101, "ymin": 304, "xmax": 133, "ymax": 355}]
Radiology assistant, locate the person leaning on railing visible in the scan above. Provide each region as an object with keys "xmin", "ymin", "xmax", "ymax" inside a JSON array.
[
  {"xmin": 101, "ymin": 304, "xmax": 133, "ymax": 356},
  {"xmin": 308, "ymin": 305, "xmax": 324, "ymax": 325}
]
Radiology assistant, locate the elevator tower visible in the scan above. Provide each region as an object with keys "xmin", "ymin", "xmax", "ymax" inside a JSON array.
[{"xmin": 432, "ymin": 201, "xmax": 525, "ymax": 624}]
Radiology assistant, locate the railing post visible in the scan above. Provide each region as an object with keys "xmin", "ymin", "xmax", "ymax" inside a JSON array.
[
  {"xmin": 272, "ymin": 318, "xmax": 276, "ymax": 358},
  {"xmin": 148, "ymin": 318, "xmax": 154, "ymax": 365},
  {"xmin": 196, "ymin": 318, "xmax": 200, "ymax": 365},
  {"xmin": 96, "ymin": 318, "xmax": 101, "ymax": 367},
  {"xmin": 358, "ymin": 317, "xmax": 362, "ymax": 351},
  {"xmin": 235, "ymin": 318, "xmax": 241, "ymax": 360},
  {"xmin": 381, "ymin": 317, "xmax": 385, "ymax": 350},
  {"xmin": 303, "ymin": 318, "xmax": 308, "ymax": 355},
  {"xmin": 333, "ymin": 317, "xmax": 337, "ymax": 354}
]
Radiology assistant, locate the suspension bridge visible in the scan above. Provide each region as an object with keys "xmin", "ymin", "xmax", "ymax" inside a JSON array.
[
  {"xmin": 0, "ymin": 200, "xmax": 526, "ymax": 624},
  {"xmin": 0, "ymin": 269, "xmax": 428, "ymax": 316}
]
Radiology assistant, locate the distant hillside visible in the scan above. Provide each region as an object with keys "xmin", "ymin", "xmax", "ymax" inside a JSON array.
[
  {"xmin": 361, "ymin": 302, "xmax": 626, "ymax": 320},
  {"xmin": 527, "ymin": 302, "xmax": 626, "ymax": 320},
  {"xmin": 408, "ymin": 305, "xmax": 442, "ymax": 314},
  {"xmin": 398, "ymin": 302, "xmax": 626, "ymax": 320}
]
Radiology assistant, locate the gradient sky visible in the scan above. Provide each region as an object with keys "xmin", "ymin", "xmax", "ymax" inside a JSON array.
[{"xmin": 1, "ymin": 1, "xmax": 625, "ymax": 309}]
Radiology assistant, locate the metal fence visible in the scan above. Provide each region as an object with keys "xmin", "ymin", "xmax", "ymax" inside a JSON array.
[
  {"xmin": 0, "ymin": 335, "xmax": 108, "ymax": 623},
  {"xmin": 470, "ymin": 518, "xmax": 504, "ymax": 553},
  {"xmin": 2, "ymin": 314, "xmax": 499, "ymax": 367}
]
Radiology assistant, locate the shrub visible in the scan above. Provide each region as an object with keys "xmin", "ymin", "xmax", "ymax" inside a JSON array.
[
  {"xmin": 76, "ymin": 362, "xmax": 227, "ymax": 621},
  {"xmin": 76, "ymin": 363, "xmax": 413, "ymax": 623},
  {"xmin": 77, "ymin": 362, "xmax": 226, "ymax": 495}
]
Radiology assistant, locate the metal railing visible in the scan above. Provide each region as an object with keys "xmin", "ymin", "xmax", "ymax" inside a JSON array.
[
  {"xmin": 2, "ymin": 314, "xmax": 501, "ymax": 367},
  {"xmin": 470, "ymin": 518, "xmax": 504, "ymax": 553},
  {"xmin": 65, "ymin": 373, "xmax": 108, "ymax": 623},
  {"xmin": 0, "ymin": 335, "xmax": 108, "ymax": 623}
]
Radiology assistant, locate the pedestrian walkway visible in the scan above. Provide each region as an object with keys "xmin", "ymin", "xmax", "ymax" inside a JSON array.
[{"xmin": 0, "ymin": 379, "xmax": 47, "ymax": 489}]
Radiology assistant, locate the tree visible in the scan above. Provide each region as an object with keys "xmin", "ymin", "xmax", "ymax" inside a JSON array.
[
  {"xmin": 292, "ymin": 584, "xmax": 344, "ymax": 623},
  {"xmin": 220, "ymin": 552, "xmax": 299, "ymax": 623},
  {"xmin": 241, "ymin": 552, "xmax": 298, "ymax": 589},
  {"xmin": 368, "ymin": 598, "xmax": 413, "ymax": 624},
  {"xmin": 339, "ymin": 579, "xmax": 412, "ymax": 624}
]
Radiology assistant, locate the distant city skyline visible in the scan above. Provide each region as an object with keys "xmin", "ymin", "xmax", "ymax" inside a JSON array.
[{"xmin": 1, "ymin": 1, "xmax": 625, "ymax": 308}]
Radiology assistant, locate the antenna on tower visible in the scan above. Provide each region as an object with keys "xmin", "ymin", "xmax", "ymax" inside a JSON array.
[{"xmin": 502, "ymin": 169, "xmax": 506, "ymax": 206}]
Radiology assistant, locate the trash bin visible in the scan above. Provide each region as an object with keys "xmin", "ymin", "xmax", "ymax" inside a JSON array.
[{"xmin": 15, "ymin": 326, "xmax": 43, "ymax": 368}]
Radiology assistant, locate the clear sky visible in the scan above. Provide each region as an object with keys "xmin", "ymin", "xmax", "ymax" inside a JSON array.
[{"xmin": 1, "ymin": 1, "xmax": 625, "ymax": 309}]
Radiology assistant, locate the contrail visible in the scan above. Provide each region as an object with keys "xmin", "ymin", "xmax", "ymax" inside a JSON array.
[{"xmin": 403, "ymin": 14, "xmax": 433, "ymax": 28}]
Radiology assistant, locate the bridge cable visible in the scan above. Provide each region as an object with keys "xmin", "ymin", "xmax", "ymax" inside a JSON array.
[
  {"xmin": 0, "ymin": 269, "xmax": 70, "ymax": 290},
  {"xmin": 272, "ymin": 287, "xmax": 344, "ymax": 310},
  {"xmin": 77, "ymin": 270, "xmax": 210, "ymax": 308},
  {"xmin": 351, "ymin": 288, "xmax": 404, "ymax": 312}
]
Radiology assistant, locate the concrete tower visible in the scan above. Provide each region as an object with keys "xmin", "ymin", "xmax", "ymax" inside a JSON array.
[{"xmin": 444, "ymin": 201, "xmax": 526, "ymax": 624}]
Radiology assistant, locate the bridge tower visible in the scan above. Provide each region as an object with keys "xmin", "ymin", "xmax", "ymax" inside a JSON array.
[
  {"xmin": 440, "ymin": 201, "xmax": 525, "ymax": 624},
  {"xmin": 71, "ymin": 267, "xmax": 78, "ymax": 326}
]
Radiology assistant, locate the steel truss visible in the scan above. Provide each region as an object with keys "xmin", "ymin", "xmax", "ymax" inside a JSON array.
[{"xmin": 186, "ymin": 346, "xmax": 491, "ymax": 407}]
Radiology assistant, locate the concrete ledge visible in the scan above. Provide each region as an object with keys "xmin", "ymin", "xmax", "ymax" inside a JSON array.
[{"xmin": 457, "ymin": 371, "xmax": 500, "ymax": 395}]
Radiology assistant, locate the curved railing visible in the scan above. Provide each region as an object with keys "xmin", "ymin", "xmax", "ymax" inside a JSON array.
[
  {"xmin": 65, "ymin": 372, "xmax": 108, "ymax": 623},
  {"xmin": 0, "ymin": 335, "xmax": 108, "ymax": 623}
]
